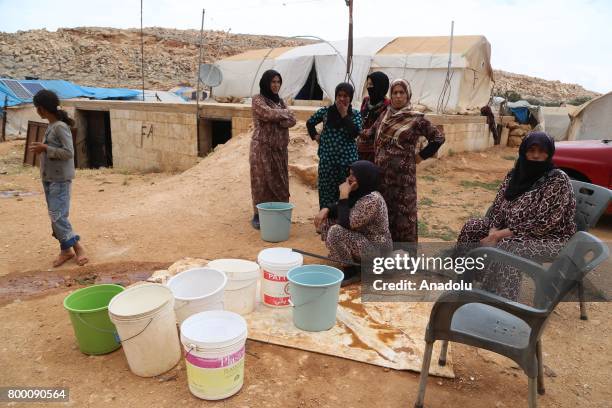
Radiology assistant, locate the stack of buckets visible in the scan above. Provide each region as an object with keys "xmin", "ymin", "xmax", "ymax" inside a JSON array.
[{"xmin": 62, "ymin": 249, "xmax": 344, "ymax": 400}]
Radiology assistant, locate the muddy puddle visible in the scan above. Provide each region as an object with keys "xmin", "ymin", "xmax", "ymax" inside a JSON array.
[{"xmin": 0, "ymin": 261, "xmax": 169, "ymax": 306}]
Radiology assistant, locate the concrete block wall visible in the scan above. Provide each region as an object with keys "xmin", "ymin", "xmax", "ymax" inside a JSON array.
[{"xmin": 110, "ymin": 109, "xmax": 198, "ymax": 172}]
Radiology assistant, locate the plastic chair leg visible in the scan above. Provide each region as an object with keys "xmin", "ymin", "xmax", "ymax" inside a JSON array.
[
  {"xmin": 537, "ymin": 341, "xmax": 545, "ymax": 395},
  {"xmin": 414, "ymin": 341, "xmax": 434, "ymax": 408},
  {"xmin": 438, "ymin": 340, "xmax": 449, "ymax": 366},
  {"xmin": 528, "ymin": 376, "xmax": 538, "ymax": 408},
  {"xmin": 578, "ymin": 281, "xmax": 588, "ymax": 320}
]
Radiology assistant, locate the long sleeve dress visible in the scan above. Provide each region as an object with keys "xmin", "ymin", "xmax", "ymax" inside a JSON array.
[
  {"xmin": 320, "ymin": 191, "xmax": 393, "ymax": 265},
  {"xmin": 372, "ymin": 110, "xmax": 445, "ymax": 243},
  {"xmin": 357, "ymin": 97, "xmax": 390, "ymax": 162},
  {"xmin": 250, "ymin": 94, "xmax": 296, "ymax": 213},
  {"xmin": 306, "ymin": 106, "xmax": 362, "ymax": 209},
  {"xmin": 456, "ymin": 169, "xmax": 577, "ymax": 301}
]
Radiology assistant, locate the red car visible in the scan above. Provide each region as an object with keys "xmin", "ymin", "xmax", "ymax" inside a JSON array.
[{"xmin": 553, "ymin": 139, "xmax": 612, "ymax": 213}]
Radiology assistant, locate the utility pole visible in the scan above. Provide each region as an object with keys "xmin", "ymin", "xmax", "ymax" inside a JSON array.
[{"xmin": 345, "ymin": 0, "xmax": 353, "ymax": 82}]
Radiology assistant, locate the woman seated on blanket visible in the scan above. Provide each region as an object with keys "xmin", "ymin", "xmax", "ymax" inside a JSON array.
[
  {"xmin": 455, "ymin": 131, "xmax": 576, "ymax": 301},
  {"xmin": 314, "ymin": 160, "xmax": 393, "ymax": 286}
]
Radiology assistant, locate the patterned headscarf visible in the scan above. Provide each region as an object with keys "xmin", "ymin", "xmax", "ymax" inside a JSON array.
[{"xmin": 376, "ymin": 79, "xmax": 418, "ymax": 145}]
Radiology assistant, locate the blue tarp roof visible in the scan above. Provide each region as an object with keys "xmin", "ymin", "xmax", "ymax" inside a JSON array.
[{"xmin": 0, "ymin": 78, "xmax": 141, "ymax": 110}]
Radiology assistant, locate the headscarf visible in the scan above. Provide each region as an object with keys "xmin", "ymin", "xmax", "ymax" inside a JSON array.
[
  {"xmin": 504, "ymin": 131, "xmax": 556, "ymax": 201},
  {"xmin": 259, "ymin": 69, "xmax": 282, "ymax": 104},
  {"xmin": 348, "ymin": 160, "xmax": 381, "ymax": 208},
  {"xmin": 376, "ymin": 79, "xmax": 418, "ymax": 145},
  {"xmin": 366, "ymin": 72, "xmax": 389, "ymax": 105},
  {"xmin": 326, "ymin": 82, "xmax": 355, "ymax": 129}
]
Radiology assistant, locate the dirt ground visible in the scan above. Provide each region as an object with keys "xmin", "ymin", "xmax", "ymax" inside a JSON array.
[{"xmin": 1, "ymin": 133, "xmax": 610, "ymax": 407}]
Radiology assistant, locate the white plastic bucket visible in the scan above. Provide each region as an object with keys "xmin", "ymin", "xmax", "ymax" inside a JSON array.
[
  {"xmin": 180, "ymin": 310, "xmax": 248, "ymax": 400},
  {"xmin": 167, "ymin": 267, "xmax": 228, "ymax": 325},
  {"xmin": 108, "ymin": 283, "xmax": 182, "ymax": 377},
  {"xmin": 207, "ymin": 259, "xmax": 260, "ymax": 315},
  {"xmin": 257, "ymin": 248, "xmax": 303, "ymax": 307}
]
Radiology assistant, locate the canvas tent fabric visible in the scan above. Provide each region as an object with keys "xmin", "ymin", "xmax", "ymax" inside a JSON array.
[
  {"xmin": 566, "ymin": 92, "xmax": 612, "ymax": 141},
  {"xmin": 540, "ymin": 106, "xmax": 578, "ymax": 141},
  {"xmin": 214, "ymin": 36, "xmax": 494, "ymax": 113}
]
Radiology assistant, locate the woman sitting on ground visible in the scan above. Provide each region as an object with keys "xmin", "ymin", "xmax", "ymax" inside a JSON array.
[
  {"xmin": 250, "ymin": 69, "xmax": 296, "ymax": 229},
  {"xmin": 455, "ymin": 131, "xmax": 576, "ymax": 301},
  {"xmin": 314, "ymin": 160, "xmax": 393, "ymax": 286}
]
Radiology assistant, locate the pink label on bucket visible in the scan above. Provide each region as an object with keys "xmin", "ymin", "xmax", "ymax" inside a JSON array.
[
  {"xmin": 185, "ymin": 345, "xmax": 245, "ymax": 369},
  {"xmin": 263, "ymin": 270, "xmax": 287, "ymax": 282}
]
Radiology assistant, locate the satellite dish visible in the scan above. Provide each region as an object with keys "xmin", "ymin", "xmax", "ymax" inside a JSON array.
[{"xmin": 199, "ymin": 64, "xmax": 223, "ymax": 87}]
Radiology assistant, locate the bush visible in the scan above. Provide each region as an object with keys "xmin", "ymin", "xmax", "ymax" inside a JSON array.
[
  {"xmin": 505, "ymin": 91, "xmax": 521, "ymax": 102},
  {"xmin": 567, "ymin": 96, "xmax": 593, "ymax": 106}
]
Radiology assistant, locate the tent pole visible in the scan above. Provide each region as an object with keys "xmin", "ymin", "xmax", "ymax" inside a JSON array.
[
  {"xmin": 140, "ymin": 0, "xmax": 145, "ymax": 101},
  {"xmin": 345, "ymin": 0, "xmax": 353, "ymax": 83},
  {"xmin": 196, "ymin": 9, "xmax": 206, "ymax": 156}
]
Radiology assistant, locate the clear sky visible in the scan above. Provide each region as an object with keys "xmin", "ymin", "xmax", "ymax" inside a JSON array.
[{"xmin": 1, "ymin": 0, "xmax": 610, "ymax": 93}]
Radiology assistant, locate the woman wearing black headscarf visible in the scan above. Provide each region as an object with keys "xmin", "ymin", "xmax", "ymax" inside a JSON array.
[
  {"xmin": 315, "ymin": 160, "xmax": 393, "ymax": 285},
  {"xmin": 455, "ymin": 131, "xmax": 576, "ymax": 300},
  {"xmin": 306, "ymin": 82, "xmax": 363, "ymax": 210},
  {"xmin": 358, "ymin": 72, "xmax": 390, "ymax": 162},
  {"xmin": 250, "ymin": 69, "xmax": 296, "ymax": 229}
]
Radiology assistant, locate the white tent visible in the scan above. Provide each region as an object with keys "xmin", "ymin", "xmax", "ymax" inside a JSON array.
[
  {"xmin": 566, "ymin": 92, "xmax": 612, "ymax": 141},
  {"xmin": 214, "ymin": 36, "xmax": 494, "ymax": 113},
  {"xmin": 540, "ymin": 106, "xmax": 578, "ymax": 141}
]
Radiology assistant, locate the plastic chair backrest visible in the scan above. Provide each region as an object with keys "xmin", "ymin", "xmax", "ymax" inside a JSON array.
[
  {"xmin": 533, "ymin": 231, "xmax": 609, "ymax": 310},
  {"xmin": 571, "ymin": 180, "xmax": 612, "ymax": 231}
]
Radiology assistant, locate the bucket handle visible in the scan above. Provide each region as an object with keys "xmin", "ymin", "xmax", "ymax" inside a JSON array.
[
  {"xmin": 75, "ymin": 313, "xmax": 154, "ymax": 344},
  {"xmin": 288, "ymin": 287, "xmax": 329, "ymax": 308}
]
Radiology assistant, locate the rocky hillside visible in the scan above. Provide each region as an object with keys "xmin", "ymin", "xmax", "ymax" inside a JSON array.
[
  {"xmin": 493, "ymin": 70, "xmax": 599, "ymax": 105},
  {"xmin": 0, "ymin": 27, "xmax": 601, "ymax": 103},
  {"xmin": 0, "ymin": 27, "xmax": 310, "ymax": 89}
]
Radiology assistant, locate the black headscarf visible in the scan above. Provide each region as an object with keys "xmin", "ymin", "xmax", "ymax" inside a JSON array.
[
  {"xmin": 348, "ymin": 160, "xmax": 380, "ymax": 208},
  {"xmin": 366, "ymin": 71, "xmax": 389, "ymax": 105},
  {"xmin": 327, "ymin": 82, "xmax": 355, "ymax": 128},
  {"xmin": 259, "ymin": 69, "xmax": 282, "ymax": 104},
  {"xmin": 504, "ymin": 131, "xmax": 555, "ymax": 201}
]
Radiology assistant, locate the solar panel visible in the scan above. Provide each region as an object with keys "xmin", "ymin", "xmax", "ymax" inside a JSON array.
[
  {"xmin": 22, "ymin": 82, "xmax": 45, "ymax": 96},
  {"xmin": 1, "ymin": 79, "xmax": 32, "ymax": 99}
]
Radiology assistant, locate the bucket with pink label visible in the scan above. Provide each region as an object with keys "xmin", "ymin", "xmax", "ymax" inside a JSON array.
[
  {"xmin": 180, "ymin": 310, "xmax": 248, "ymax": 400},
  {"xmin": 257, "ymin": 248, "xmax": 303, "ymax": 307}
]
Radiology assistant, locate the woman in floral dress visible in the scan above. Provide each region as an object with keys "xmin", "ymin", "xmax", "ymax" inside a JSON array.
[{"xmin": 455, "ymin": 132, "xmax": 576, "ymax": 300}]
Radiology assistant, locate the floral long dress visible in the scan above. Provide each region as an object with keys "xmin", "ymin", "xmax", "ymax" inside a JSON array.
[
  {"xmin": 250, "ymin": 94, "xmax": 296, "ymax": 213},
  {"xmin": 456, "ymin": 169, "xmax": 577, "ymax": 301}
]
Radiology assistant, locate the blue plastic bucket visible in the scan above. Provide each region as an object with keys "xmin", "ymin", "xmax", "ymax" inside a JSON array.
[
  {"xmin": 287, "ymin": 265, "xmax": 344, "ymax": 332},
  {"xmin": 256, "ymin": 202, "xmax": 294, "ymax": 242}
]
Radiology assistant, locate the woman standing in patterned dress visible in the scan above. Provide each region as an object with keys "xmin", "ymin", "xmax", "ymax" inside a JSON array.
[
  {"xmin": 371, "ymin": 79, "xmax": 445, "ymax": 244},
  {"xmin": 455, "ymin": 132, "xmax": 576, "ymax": 301},
  {"xmin": 315, "ymin": 160, "xmax": 393, "ymax": 285},
  {"xmin": 357, "ymin": 71, "xmax": 390, "ymax": 162},
  {"xmin": 250, "ymin": 70, "xmax": 296, "ymax": 229},
  {"xmin": 306, "ymin": 83, "xmax": 362, "ymax": 210}
]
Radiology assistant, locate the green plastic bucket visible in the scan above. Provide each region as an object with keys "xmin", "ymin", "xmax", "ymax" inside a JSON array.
[
  {"xmin": 256, "ymin": 202, "xmax": 295, "ymax": 242},
  {"xmin": 63, "ymin": 284, "xmax": 125, "ymax": 355},
  {"xmin": 287, "ymin": 265, "xmax": 344, "ymax": 332}
]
